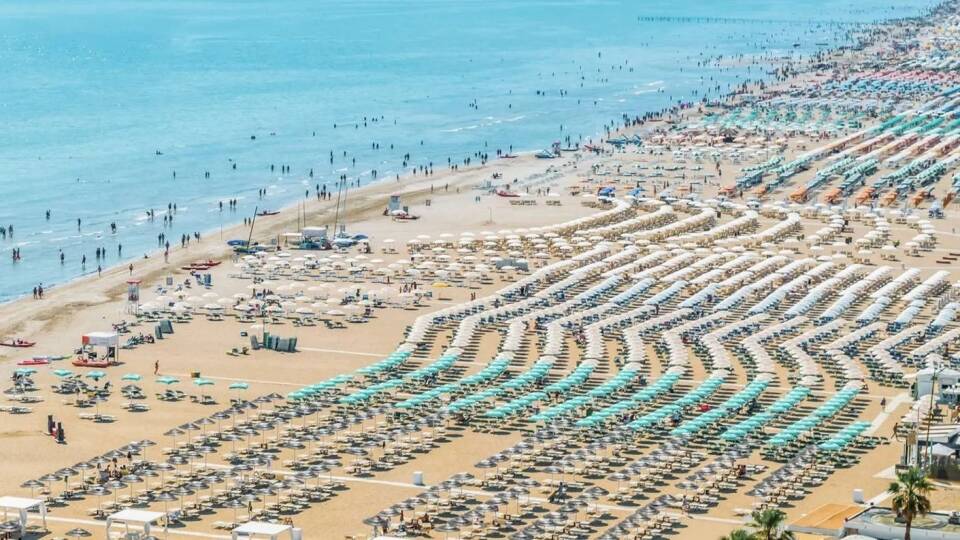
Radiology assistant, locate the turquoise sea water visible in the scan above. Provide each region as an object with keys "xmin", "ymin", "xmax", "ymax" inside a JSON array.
[{"xmin": 0, "ymin": 0, "xmax": 940, "ymax": 300}]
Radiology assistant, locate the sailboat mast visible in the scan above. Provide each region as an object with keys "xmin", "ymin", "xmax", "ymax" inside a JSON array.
[
  {"xmin": 247, "ymin": 206, "xmax": 258, "ymax": 248},
  {"xmin": 331, "ymin": 177, "xmax": 346, "ymax": 237}
]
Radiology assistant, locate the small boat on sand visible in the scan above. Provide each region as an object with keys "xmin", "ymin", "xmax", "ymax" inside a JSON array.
[
  {"xmin": 33, "ymin": 355, "xmax": 69, "ymax": 362},
  {"xmin": 181, "ymin": 259, "xmax": 223, "ymax": 271},
  {"xmin": 17, "ymin": 358, "xmax": 49, "ymax": 366},
  {"xmin": 257, "ymin": 210, "xmax": 280, "ymax": 217},
  {"xmin": 72, "ymin": 358, "xmax": 112, "ymax": 368},
  {"xmin": 1, "ymin": 339, "xmax": 35, "ymax": 348},
  {"xmin": 496, "ymin": 189, "xmax": 521, "ymax": 197}
]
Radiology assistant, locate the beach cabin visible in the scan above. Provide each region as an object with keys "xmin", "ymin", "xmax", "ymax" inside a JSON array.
[{"xmin": 280, "ymin": 232, "xmax": 302, "ymax": 248}]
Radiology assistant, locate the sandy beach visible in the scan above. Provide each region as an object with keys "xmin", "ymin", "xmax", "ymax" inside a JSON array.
[{"xmin": 3, "ymin": 3, "xmax": 960, "ymax": 540}]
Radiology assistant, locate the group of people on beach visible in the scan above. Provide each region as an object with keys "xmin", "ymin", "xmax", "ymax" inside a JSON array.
[{"xmin": 45, "ymin": 414, "xmax": 66, "ymax": 444}]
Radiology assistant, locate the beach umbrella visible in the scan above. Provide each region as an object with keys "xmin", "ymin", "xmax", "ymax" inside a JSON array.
[
  {"xmin": 121, "ymin": 373, "xmax": 142, "ymax": 382},
  {"xmin": 86, "ymin": 371, "xmax": 107, "ymax": 380},
  {"xmin": 20, "ymin": 479, "xmax": 43, "ymax": 498},
  {"xmin": 66, "ymin": 528, "xmax": 92, "ymax": 539},
  {"xmin": 193, "ymin": 378, "xmax": 214, "ymax": 387},
  {"xmin": 87, "ymin": 486, "xmax": 111, "ymax": 512},
  {"xmin": 154, "ymin": 491, "xmax": 176, "ymax": 520},
  {"xmin": 53, "ymin": 369, "xmax": 73, "ymax": 378},
  {"xmin": 157, "ymin": 376, "xmax": 180, "ymax": 385}
]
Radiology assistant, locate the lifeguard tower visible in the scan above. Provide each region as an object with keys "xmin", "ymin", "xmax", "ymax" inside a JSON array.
[{"xmin": 126, "ymin": 279, "xmax": 141, "ymax": 315}]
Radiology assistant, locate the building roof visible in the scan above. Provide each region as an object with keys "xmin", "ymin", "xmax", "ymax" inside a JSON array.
[
  {"xmin": 0, "ymin": 497, "xmax": 43, "ymax": 510},
  {"xmin": 233, "ymin": 522, "xmax": 292, "ymax": 536},
  {"xmin": 107, "ymin": 509, "xmax": 164, "ymax": 523}
]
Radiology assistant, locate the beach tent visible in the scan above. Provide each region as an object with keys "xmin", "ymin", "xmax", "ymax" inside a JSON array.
[
  {"xmin": 913, "ymin": 367, "xmax": 960, "ymax": 399},
  {"xmin": 0, "ymin": 496, "xmax": 46, "ymax": 535},
  {"xmin": 82, "ymin": 332, "xmax": 118, "ymax": 347},
  {"xmin": 81, "ymin": 331, "xmax": 121, "ymax": 362},
  {"xmin": 105, "ymin": 508, "xmax": 165, "ymax": 538},
  {"xmin": 231, "ymin": 521, "xmax": 300, "ymax": 539}
]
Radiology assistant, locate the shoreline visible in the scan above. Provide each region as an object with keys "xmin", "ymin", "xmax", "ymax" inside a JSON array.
[
  {"xmin": 0, "ymin": 151, "xmax": 560, "ymax": 345},
  {"xmin": 0, "ymin": 2, "xmax": 931, "ymax": 305},
  {"xmin": 0, "ymin": 2, "xmax": 933, "ymax": 334}
]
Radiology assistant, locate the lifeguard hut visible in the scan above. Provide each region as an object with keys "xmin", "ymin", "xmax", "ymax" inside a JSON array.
[{"xmin": 388, "ymin": 194, "xmax": 402, "ymax": 213}]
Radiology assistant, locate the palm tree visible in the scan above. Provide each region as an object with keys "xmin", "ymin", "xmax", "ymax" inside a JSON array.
[
  {"xmin": 888, "ymin": 466, "xmax": 934, "ymax": 540},
  {"xmin": 721, "ymin": 529, "xmax": 755, "ymax": 540},
  {"xmin": 749, "ymin": 508, "xmax": 795, "ymax": 540}
]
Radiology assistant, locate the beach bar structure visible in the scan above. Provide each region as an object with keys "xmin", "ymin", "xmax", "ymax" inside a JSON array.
[
  {"xmin": 231, "ymin": 521, "xmax": 301, "ymax": 540},
  {"xmin": 105, "ymin": 509, "xmax": 165, "ymax": 539},
  {"xmin": 0, "ymin": 496, "xmax": 46, "ymax": 536}
]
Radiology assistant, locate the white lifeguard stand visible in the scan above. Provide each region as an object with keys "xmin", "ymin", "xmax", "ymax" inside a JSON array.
[
  {"xmin": 231, "ymin": 522, "xmax": 300, "ymax": 540},
  {"xmin": 0, "ymin": 496, "xmax": 46, "ymax": 536},
  {"xmin": 126, "ymin": 279, "xmax": 142, "ymax": 315},
  {"xmin": 105, "ymin": 508, "xmax": 165, "ymax": 539}
]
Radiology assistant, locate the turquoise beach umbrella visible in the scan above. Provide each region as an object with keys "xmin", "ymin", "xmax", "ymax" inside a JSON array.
[
  {"xmin": 157, "ymin": 376, "xmax": 180, "ymax": 385},
  {"xmin": 85, "ymin": 371, "xmax": 106, "ymax": 380},
  {"xmin": 193, "ymin": 378, "xmax": 214, "ymax": 387},
  {"xmin": 53, "ymin": 369, "xmax": 73, "ymax": 378},
  {"xmin": 14, "ymin": 368, "xmax": 36, "ymax": 376},
  {"xmin": 122, "ymin": 373, "xmax": 142, "ymax": 381},
  {"xmin": 229, "ymin": 382, "xmax": 249, "ymax": 390}
]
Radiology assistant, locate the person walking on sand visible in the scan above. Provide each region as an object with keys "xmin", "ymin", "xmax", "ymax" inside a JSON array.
[
  {"xmin": 154, "ymin": 360, "xmax": 159, "ymax": 375},
  {"xmin": 128, "ymin": 263, "xmax": 133, "ymax": 275}
]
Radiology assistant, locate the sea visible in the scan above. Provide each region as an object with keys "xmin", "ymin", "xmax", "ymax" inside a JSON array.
[{"xmin": 0, "ymin": 0, "xmax": 941, "ymax": 301}]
